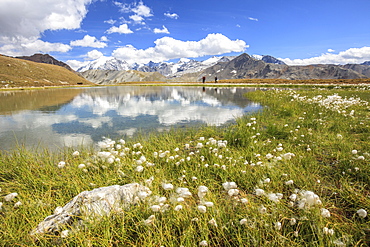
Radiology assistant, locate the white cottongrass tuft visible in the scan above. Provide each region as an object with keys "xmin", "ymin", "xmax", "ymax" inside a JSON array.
[
  {"xmin": 356, "ymin": 209, "xmax": 367, "ymax": 218},
  {"xmin": 321, "ymin": 208, "xmax": 331, "ymax": 217},
  {"xmin": 198, "ymin": 205, "xmax": 207, "ymax": 213},
  {"xmin": 176, "ymin": 187, "xmax": 192, "ymax": 198},
  {"xmin": 57, "ymin": 161, "xmax": 66, "ymax": 168},
  {"xmin": 4, "ymin": 192, "xmax": 18, "ymax": 202},
  {"xmin": 199, "ymin": 240, "xmax": 208, "ymax": 246},
  {"xmin": 162, "ymin": 183, "xmax": 174, "ymax": 190},
  {"xmin": 72, "ymin": 151, "xmax": 80, "ymax": 156},
  {"xmin": 174, "ymin": 205, "xmax": 183, "ymax": 211},
  {"xmin": 285, "ymin": 180, "xmax": 294, "ymax": 185},
  {"xmin": 222, "ymin": 181, "xmax": 237, "ymax": 190},
  {"xmin": 208, "ymin": 218, "xmax": 218, "ymax": 227}
]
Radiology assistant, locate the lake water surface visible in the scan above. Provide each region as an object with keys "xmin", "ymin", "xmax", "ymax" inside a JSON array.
[{"xmin": 0, "ymin": 86, "xmax": 261, "ymax": 150}]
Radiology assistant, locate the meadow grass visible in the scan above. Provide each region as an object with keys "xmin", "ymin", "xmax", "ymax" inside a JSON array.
[{"xmin": 1, "ymin": 86, "xmax": 369, "ymax": 246}]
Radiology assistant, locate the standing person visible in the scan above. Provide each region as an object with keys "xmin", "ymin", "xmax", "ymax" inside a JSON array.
[
  {"xmin": 202, "ymin": 76, "xmax": 206, "ymax": 83},
  {"xmin": 215, "ymin": 76, "xmax": 218, "ymax": 83}
]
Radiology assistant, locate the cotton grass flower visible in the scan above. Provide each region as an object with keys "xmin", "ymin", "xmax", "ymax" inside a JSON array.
[
  {"xmin": 144, "ymin": 215, "xmax": 155, "ymax": 226},
  {"xmin": 356, "ymin": 209, "xmax": 367, "ymax": 218},
  {"xmin": 176, "ymin": 187, "xmax": 192, "ymax": 198},
  {"xmin": 14, "ymin": 201, "xmax": 22, "ymax": 208},
  {"xmin": 240, "ymin": 218, "xmax": 248, "ymax": 225},
  {"xmin": 72, "ymin": 151, "xmax": 80, "ymax": 156},
  {"xmin": 162, "ymin": 183, "xmax": 174, "ymax": 190},
  {"xmin": 285, "ymin": 180, "xmax": 294, "ymax": 185},
  {"xmin": 255, "ymin": 188, "xmax": 265, "ymax": 196},
  {"xmin": 4, "ymin": 192, "xmax": 18, "ymax": 202},
  {"xmin": 323, "ymin": 227, "xmax": 334, "ymax": 235},
  {"xmin": 208, "ymin": 218, "xmax": 218, "ymax": 227},
  {"xmin": 222, "ymin": 181, "xmax": 237, "ymax": 191},
  {"xmin": 198, "ymin": 205, "xmax": 207, "ymax": 213},
  {"xmin": 228, "ymin": 189, "xmax": 239, "ymax": 197},
  {"xmin": 321, "ymin": 208, "xmax": 331, "ymax": 217},
  {"xmin": 274, "ymin": 222, "xmax": 282, "ymax": 231},
  {"xmin": 199, "ymin": 240, "xmax": 208, "ymax": 246},
  {"xmin": 174, "ymin": 205, "xmax": 183, "ymax": 211},
  {"xmin": 57, "ymin": 161, "xmax": 66, "ymax": 168},
  {"xmin": 150, "ymin": 205, "xmax": 161, "ymax": 212}
]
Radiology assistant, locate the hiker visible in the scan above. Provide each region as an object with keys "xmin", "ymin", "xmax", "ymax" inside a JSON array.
[
  {"xmin": 215, "ymin": 76, "xmax": 218, "ymax": 83},
  {"xmin": 202, "ymin": 76, "xmax": 206, "ymax": 83}
]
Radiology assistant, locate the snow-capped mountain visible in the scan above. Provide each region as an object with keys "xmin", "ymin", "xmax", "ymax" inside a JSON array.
[
  {"xmin": 77, "ymin": 57, "xmax": 131, "ymax": 72},
  {"xmin": 75, "ymin": 56, "xmax": 234, "ymax": 77},
  {"xmin": 252, "ymin": 55, "xmax": 286, "ymax": 65}
]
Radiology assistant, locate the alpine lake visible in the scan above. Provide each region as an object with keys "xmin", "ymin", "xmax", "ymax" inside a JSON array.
[{"xmin": 0, "ymin": 85, "xmax": 262, "ymax": 151}]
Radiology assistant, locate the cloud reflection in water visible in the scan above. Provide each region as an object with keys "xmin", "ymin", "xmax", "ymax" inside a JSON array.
[{"xmin": 0, "ymin": 86, "xmax": 261, "ymax": 150}]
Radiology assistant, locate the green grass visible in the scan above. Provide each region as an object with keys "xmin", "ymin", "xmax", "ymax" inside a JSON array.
[{"xmin": 1, "ymin": 86, "xmax": 370, "ymax": 246}]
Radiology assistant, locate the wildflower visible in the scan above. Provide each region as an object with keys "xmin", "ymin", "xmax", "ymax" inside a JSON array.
[
  {"xmin": 185, "ymin": 144, "xmax": 190, "ymax": 149},
  {"xmin": 337, "ymin": 134, "xmax": 343, "ymax": 139},
  {"xmin": 274, "ymin": 222, "xmax": 282, "ymax": 230},
  {"xmin": 78, "ymin": 164, "xmax": 86, "ymax": 169},
  {"xmin": 352, "ymin": 149, "xmax": 358, "ymax": 155},
  {"xmin": 150, "ymin": 205, "xmax": 161, "ymax": 212},
  {"xmin": 57, "ymin": 161, "xmax": 66, "ymax": 168},
  {"xmin": 72, "ymin": 151, "xmax": 80, "ymax": 156},
  {"xmin": 228, "ymin": 189, "xmax": 239, "ymax": 196},
  {"xmin": 192, "ymin": 176, "xmax": 198, "ymax": 181},
  {"xmin": 4, "ymin": 192, "xmax": 18, "ymax": 202},
  {"xmin": 266, "ymin": 153, "xmax": 274, "ymax": 159},
  {"xmin": 198, "ymin": 205, "xmax": 207, "ymax": 213},
  {"xmin": 323, "ymin": 227, "xmax": 334, "ymax": 235},
  {"xmin": 282, "ymin": 152, "xmax": 295, "ymax": 160},
  {"xmin": 259, "ymin": 205, "xmax": 267, "ymax": 214},
  {"xmin": 135, "ymin": 166, "xmax": 144, "ymax": 172},
  {"xmin": 199, "ymin": 240, "xmax": 208, "ymax": 246},
  {"xmin": 285, "ymin": 180, "xmax": 294, "ymax": 185},
  {"xmin": 203, "ymin": 201, "xmax": 214, "ymax": 207},
  {"xmin": 357, "ymin": 156, "xmax": 365, "ymax": 160},
  {"xmin": 240, "ymin": 218, "xmax": 248, "ymax": 225},
  {"xmin": 176, "ymin": 187, "xmax": 192, "ymax": 198},
  {"xmin": 222, "ymin": 181, "xmax": 237, "ymax": 191},
  {"xmin": 356, "ymin": 209, "xmax": 367, "ymax": 218},
  {"xmin": 208, "ymin": 218, "xmax": 218, "ymax": 227},
  {"xmin": 198, "ymin": 186, "xmax": 208, "ymax": 199},
  {"xmin": 174, "ymin": 205, "xmax": 183, "ymax": 211},
  {"xmin": 162, "ymin": 183, "xmax": 174, "ymax": 190},
  {"xmin": 61, "ymin": 230, "xmax": 70, "ymax": 238},
  {"xmin": 0, "ymin": 202, "xmax": 3, "ymax": 211},
  {"xmin": 196, "ymin": 143, "xmax": 203, "ymax": 149},
  {"xmin": 268, "ymin": 193, "xmax": 281, "ymax": 202},
  {"xmin": 276, "ymin": 147, "xmax": 284, "ymax": 152},
  {"xmin": 263, "ymin": 178, "xmax": 271, "ymax": 183},
  {"xmin": 240, "ymin": 198, "xmax": 248, "ymax": 204},
  {"xmin": 321, "ymin": 208, "xmax": 331, "ymax": 218},
  {"xmin": 144, "ymin": 215, "xmax": 155, "ymax": 226},
  {"xmin": 290, "ymin": 218, "xmax": 297, "ymax": 225},
  {"xmin": 14, "ymin": 201, "xmax": 22, "ymax": 208},
  {"xmin": 255, "ymin": 188, "xmax": 265, "ymax": 196}
]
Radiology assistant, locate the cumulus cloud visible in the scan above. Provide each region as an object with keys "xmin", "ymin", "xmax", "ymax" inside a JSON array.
[
  {"xmin": 70, "ymin": 35, "xmax": 107, "ymax": 48},
  {"xmin": 153, "ymin": 26, "xmax": 170, "ymax": 34},
  {"xmin": 112, "ymin": 33, "xmax": 248, "ymax": 64},
  {"xmin": 0, "ymin": 0, "xmax": 92, "ymax": 55},
  {"xmin": 86, "ymin": 50, "xmax": 104, "ymax": 60},
  {"xmin": 0, "ymin": 38, "xmax": 71, "ymax": 56},
  {"xmin": 114, "ymin": 1, "xmax": 152, "ymax": 24},
  {"xmin": 280, "ymin": 47, "xmax": 370, "ymax": 65},
  {"xmin": 164, "ymin": 12, "xmax": 179, "ymax": 19},
  {"xmin": 106, "ymin": 24, "xmax": 134, "ymax": 34}
]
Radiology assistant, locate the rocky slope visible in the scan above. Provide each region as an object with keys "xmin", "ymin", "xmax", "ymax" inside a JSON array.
[
  {"xmin": 203, "ymin": 53, "xmax": 369, "ymax": 80},
  {"xmin": 17, "ymin": 53, "xmax": 77, "ymax": 73}
]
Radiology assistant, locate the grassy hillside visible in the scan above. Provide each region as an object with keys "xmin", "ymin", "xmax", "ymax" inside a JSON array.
[{"xmin": 0, "ymin": 55, "xmax": 94, "ymax": 88}]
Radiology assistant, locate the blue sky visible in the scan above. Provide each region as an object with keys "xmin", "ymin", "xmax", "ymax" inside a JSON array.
[{"xmin": 0, "ymin": 0, "xmax": 370, "ymax": 69}]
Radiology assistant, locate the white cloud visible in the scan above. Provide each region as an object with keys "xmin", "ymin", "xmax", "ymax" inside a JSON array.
[
  {"xmin": 0, "ymin": 38, "xmax": 71, "ymax": 56},
  {"xmin": 86, "ymin": 50, "xmax": 104, "ymax": 60},
  {"xmin": 70, "ymin": 35, "xmax": 107, "ymax": 48},
  {"xmin": 100, "ymin": 36, "xmax": 109, "ymax": 42},
  {"xmin": 327, "ymin": 49, "xmax": 335, "ymax": 53},
  {"xmin": 248, "ymin": 17, "xmax": 258, "ymax": 21},
  {"xmin": 115, "ymin": 1, "xmax": 152, "ymax": 24},
  {"xmin": 164, "ymin": 12, "xmax": 179, "ymax": 19},
  {"xmin": 0, "ymin": 0, "xmax": 92, "ymax": 56},
  {"xmin": 0, "ymin": 0, "xmax": 92, "ymax": 39},
  {"xmin": 66, "ymin": 59, "xmax": 88, "ymax": 71},
  {"xmin": 153, "ymin": 26, "xmax": 170, "ymax": 34},
  {"xmin": 280, "ymin": 47, "xmax": 370, "ymax": 65},
  {"xmin": 106, "ymin": 24, "xmax": 134, "ymax": 34},
  {"xmin": 112, "ymin": 33, "xmax": 248, "ymax": 64}
]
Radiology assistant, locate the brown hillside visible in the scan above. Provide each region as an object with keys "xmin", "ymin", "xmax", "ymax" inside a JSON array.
[{"xmin": 0, "ymin": 55, "xmax": 94, "ymax": 88}]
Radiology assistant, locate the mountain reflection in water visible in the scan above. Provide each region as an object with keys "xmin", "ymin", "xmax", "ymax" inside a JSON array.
[{"xmin": 0, "ymin": 86, "xmax": 261, "ymax": 150}]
